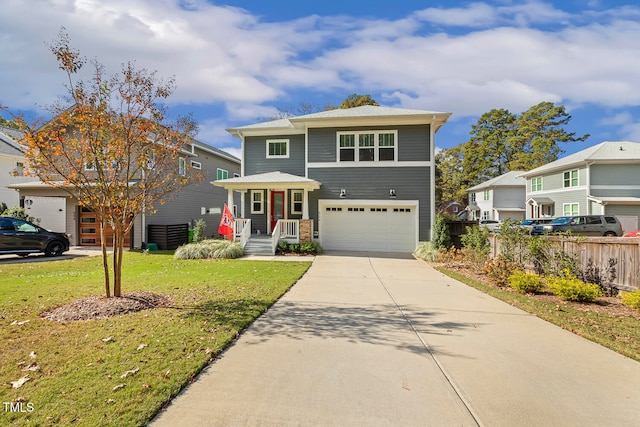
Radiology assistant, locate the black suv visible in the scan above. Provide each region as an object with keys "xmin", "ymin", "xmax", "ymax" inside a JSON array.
[
  {"xmin": 530, "ymin": 215, "xmax": 622, "ymax": 237},
  {"xmin": 0, "ymin": 216, "xmax": 70, "ymax": 257}
]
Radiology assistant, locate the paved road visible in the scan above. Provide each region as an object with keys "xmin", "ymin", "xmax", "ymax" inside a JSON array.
[{"xmin": 150, "ymin": 253, "xmax": 640, "ymax": 427}]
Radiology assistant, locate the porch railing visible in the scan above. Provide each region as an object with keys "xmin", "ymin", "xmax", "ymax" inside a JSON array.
[
  {"xmin": 236, "ymin": 218, "xmax": 252, "ymax": 249},
  {"xmin": 234, "ymin": 219, "xmax": 250, "ymax": 240},
  {"xmin": 271, "ymin": 219, "xmax": 300, "ymax": 254}
]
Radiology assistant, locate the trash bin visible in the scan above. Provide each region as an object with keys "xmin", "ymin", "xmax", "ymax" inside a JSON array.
[{"xmin": 146, "ymin": 243, "xmax": 159, "ymax": 251}]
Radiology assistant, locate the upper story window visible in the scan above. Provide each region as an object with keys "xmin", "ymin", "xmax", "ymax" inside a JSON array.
[
  {"xmin": 15, "ymin": 161, "xmax": 25, "ymax": 176},
  {"xmin": 483, "ymin": 190, "xmax": 490, "ymax": 200},
  {"xmin": 563, "ymin": 169, "xmax": 578, "ymax": 188},
  {"xmin": 470, "ymin": 193, "xmax": 476, "ymax": 202},
  {"xmin": 217, "ymin": 168, "xmax": 228, "ymax": 180},
  {"xmin": 337, "ymin": 130, "xmax": 397, "ymax": 162},
  {"xmin": 267, "ymin": 139, "xmax": 289, "ymax": 158},
  {"xmin": 179, "ymin": 157, "xmax": 186, "ymax": 176},
  {"xmin": 190, "ymin": 160, "xmax": 202, "ymax": 170},
  {"xmin": 531, "ymin": 176, "xmax": 542, "ymax": 192}
]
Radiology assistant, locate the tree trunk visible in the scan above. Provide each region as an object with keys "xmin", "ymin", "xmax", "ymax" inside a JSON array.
[
  {"xmin": 113, "ymin": 223, "xmax": 123, "ymax": 297},
  {"xmin": 100, "ymin": 219, "xmax": 111, "ymax": 298}
]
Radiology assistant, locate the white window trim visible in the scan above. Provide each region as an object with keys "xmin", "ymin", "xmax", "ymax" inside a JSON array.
[
  {"xmin": 190, "ymin": 160, "xmax": 202, "ymax": 170},
  {"xmin": 251, "ymin": 190, "xmax": 264, "ymax": 214},
  {"xmin": 291, "ymin": 190, "xmax": 303, "ymax": 214},
  {"xmin": 531, "ymin": 176, "xmax": 542, "ymax": 192},
  {"xmin": 483, "ymin": 190, "xmax": 490, "ymax": 201},
  {"xmin": 266, "ymin": 139, "xmax": 290, "ymax": 159},
  {"xmin": 217, "ymin": 168, "xmax": 228, "ymax": 180},
  {"xmin": 563, "ymin": 169, "xmax": 579, "ymax": 188},
  {"xmin": 179, "ymin": 157, "xmax": 186, "ymax": 176},
  {"xmin": 563, "ymin": 203, "xmax": 579, "ymax": 216},
  {"xmin": 336, "ymin": 130, "xmax": 398, "ymax": 163}
]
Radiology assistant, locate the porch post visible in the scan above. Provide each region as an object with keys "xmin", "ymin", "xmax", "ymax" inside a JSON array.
[
  {"xmin": 227, "ymin": 189, "xmax": 234, "ymax": 212},
  {"xmin": 302, "ymin": 189, "xmax": 310, "ymax": 220},
  {"xmin": 240, "ymin": 191, "xmax": 245, "ymax": 218}
]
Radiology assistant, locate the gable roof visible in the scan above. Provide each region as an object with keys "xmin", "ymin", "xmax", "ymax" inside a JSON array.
[
  {"xmin": 0, "ymin": 127, "xmax": 25, "ymax": 157},
  {"xmin": 226, "ymin": 105, "xmax": 451, "ymax": 137},
  {"xmin": 467, "ymin": 171, "xmax": 527, "ymax": 192},
  {"xmin": 520, "ymin": 141, "xmax": 640, "ymax": 177}
]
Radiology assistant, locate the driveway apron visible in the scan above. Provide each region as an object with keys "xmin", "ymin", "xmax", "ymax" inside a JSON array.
[{"xmin": 151, "ymin": 253, "xmax": 640, "ymax": 427}]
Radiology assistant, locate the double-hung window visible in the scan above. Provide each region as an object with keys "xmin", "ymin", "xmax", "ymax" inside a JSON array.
[
  {"xmin": 563, "ymin": 170, "xmax": 578, "ymax": 188},
  {"xmin": 267, "ymin": 139, "xmax": 289, "ymax": 158},
  {"xmin": 15, "ymin": 162, "xmax": 24, "ymax": 176},
  {"xmin": 337, "ymin": 130, "xmax": 397, "ymax": 162},
  {"xmin": 179, "ymin": 157, "xmax": 186, "ymax": 176},
  {"xmin": 483, "ymin": 190, "xmax": 490, "ymax": 200},
  {"xmin": 531, "ymin": 177, "xmax": 542, "ymax": 192},
  {"xmin": 251, "ymin": 190, "xmax": 263, "ymax": 214},
  {"xmin": 217, "ymin": 168, "xmax": 228, "ymax": 180},
  {"xmin": 291, "ymin": 190, "xmax": 303, "ymax": 214}
]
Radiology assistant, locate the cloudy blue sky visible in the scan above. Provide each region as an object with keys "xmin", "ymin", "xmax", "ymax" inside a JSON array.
[{"xmin": 2, "ymin": 0, "xmax": 640, "ymax": 160}]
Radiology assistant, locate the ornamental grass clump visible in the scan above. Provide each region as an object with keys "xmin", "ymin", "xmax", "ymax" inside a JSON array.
[
  {"xmin": 414, "ymin": 242, "xmax": 440, "ymax": 262},
  {"xmin": 508, "ymin": 271, "xmax": 545, "ymax": 294},
  {"xmin": 621, "ymin": 290, "xmax": 640, "ymax": 310},
  {"xmin": 547, "ymin": 275, "xmax": 603, "ymax": 302},
  {"xmin": 174, "ymin": 239, "xmax": 243, "ymax": 260}
]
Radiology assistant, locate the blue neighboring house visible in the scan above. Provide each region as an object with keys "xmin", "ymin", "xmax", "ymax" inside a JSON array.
[{"xmin": 214, "ymin": 105, "xmax": 451, "ymax": 253}]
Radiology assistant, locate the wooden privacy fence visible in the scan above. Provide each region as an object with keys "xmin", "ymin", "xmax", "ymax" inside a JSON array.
[
  {"xmin": 489, "ymin": 235, "xmax": 640, "ymax": 291},
  {"xmin": 147, "ymin": 223, "xmax": 189, "ymax": 250}
]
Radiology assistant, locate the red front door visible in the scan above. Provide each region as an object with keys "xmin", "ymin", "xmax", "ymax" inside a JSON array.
[{"xmin": 270, "ymin": 191, "xmax": 285, "ymax": 231}]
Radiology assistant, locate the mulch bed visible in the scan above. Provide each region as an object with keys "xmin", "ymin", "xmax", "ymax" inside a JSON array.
[{"xmin": 41, "ymin": 291, "xmax": 174, "ymax": 321}]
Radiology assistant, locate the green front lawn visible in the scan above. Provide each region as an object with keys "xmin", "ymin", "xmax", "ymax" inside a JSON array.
[{"xmin": 0, "ymin": 252, "xmax": 311, "ymax": 426}]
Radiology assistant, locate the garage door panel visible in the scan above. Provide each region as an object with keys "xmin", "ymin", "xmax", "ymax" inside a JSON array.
[{"xmin": 320, "ymin": 202, "xmax": 417, "ymax": 253}]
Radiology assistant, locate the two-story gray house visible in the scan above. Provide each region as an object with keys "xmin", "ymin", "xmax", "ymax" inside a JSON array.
[
  {"xmin": 9, "ymin": 139, "xmax": 240, "ymax": 248},
  {"xmin": 465, "ymin": 171, "xmax": 527, "ymax": 221},
  {"xmin": 0, "ymin": 127, "xmax": 32, "ymax": 208},
  {"xmin": 520, "ymin": 141, "xmax": 640, "ymax": 233},
  {"xmin": 214, "ymin": 105, "xmax": 451, "ymax": 253}
]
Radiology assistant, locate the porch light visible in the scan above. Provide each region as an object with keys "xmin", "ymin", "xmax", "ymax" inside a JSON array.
[
  {"xmin": 389, "ymin": 189, "xmax": 396, "ymax": 198},
  {"xmin": 339, "ymin": 189, "xmax": 346, "ymax": 198}
]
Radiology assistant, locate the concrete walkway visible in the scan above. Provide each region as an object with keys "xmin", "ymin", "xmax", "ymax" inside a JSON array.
[{"xmin": 150, "ymin": 253, "xmax": 640, "ymax": 427}]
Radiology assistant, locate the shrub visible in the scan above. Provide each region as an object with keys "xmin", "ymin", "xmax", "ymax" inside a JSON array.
[
  {"xmin": 431, "ymin": 215, "xmax": 451, "ymax": 250},
  {"xmin": 460, "ymin": 225, "xmax": 490, "ymax": 270},
  {"xmin": 621, "ymin": 290, "xmax": 640, "ymax": 310},
  {"xmin": 288, "ymin": 243, "xmax": 301, "ymax": 253},
  {"xmin": 547, "ymin": 276, "xmax": 603, "ymax": 302},
  {"xmin": 437, "ymin": 247, "xmax": 465, "ymax": 267},
  {"xmin": 300, "ymin": 241, "xmax": 322, "ymax": 255},
  {"xmin": 508, "ymin": 271, "xmax": 545, "ymax": 294},
  {"xmin": 2, "ymin": 206, "xmax": 34, "ymax": 222},
  {"xmin": 174, "ymin": 239, "xmax": 243, "ymax": 260},
  {"xmin": 495, "ymin": 218, "xmax": 528, "ymax": 263},
  {"xmin": 276, "ymin": 240, "xmax": 289, "ymax": 253},
  {"xmin": 414, "ymin": 242, "xmax": 440, "ymax": 262},
  {"xmin": 192, "ymin": 219, "xmax": 207, "ymax": 243},
  {"xmin": 582, "ymin": 258, "xmax": 618, "ymax": 297},
  {"xmin": 481, "ymin": 254, "xmax": 524, "ymax": 287},
  {"xmin": 527, "ymin": 234, "xmax": 580, "ymax": 277}
]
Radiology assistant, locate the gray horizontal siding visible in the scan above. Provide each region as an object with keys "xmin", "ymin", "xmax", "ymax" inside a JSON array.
[
  {"xmin": 244, "ymin": 134, "xmax": 305, "ymax": 176},
  {"xmin": 308, "ymin": 125, "xmax": 431, "ymax": 163},
  {"xmin": 308, "ymin": 167, "xmax": 432, "ymax": 240},
  {"xmin": 146, "ymin": 149, "xmax": 240, "ymax": 241}
]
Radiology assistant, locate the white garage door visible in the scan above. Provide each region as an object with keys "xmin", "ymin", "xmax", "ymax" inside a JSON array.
[{"xmin": 319, "ymin": 201, "xmax": 418, "ymax": 253}]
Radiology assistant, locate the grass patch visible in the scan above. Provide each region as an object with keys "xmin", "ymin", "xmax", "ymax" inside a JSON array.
[
  {"xmin": 0, "ymin": 252, "xmax": 310, "ymax": 426},
  {"xmin": 436, "ymin": 268, "xmax": 640, "ymax": 362}
]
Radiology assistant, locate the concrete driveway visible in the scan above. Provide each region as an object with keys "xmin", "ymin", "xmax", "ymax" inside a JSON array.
[{"xmin": 151, "ymin": 253, "xmax": 640, "ymax": 427}]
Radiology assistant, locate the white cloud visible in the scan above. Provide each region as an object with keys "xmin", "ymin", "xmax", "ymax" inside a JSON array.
[{"xmin": 2, "ymin": 0, "xmax": 640, "ymax": 139}]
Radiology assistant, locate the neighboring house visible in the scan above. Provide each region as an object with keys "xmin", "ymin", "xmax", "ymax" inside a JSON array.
[
  {"xmin": 465, "ymin": 171, "xmax": 527, "ymax": 221},
  {"xmin": 215, "ymin": 105, "xmax": 451, "ymax": 253},
  {"xmin": 520, "ymin": 141, "xmax": 640, "ymax": 233},
  {"xmin": 437, "ymin": 201, "xmax": 465, "ymax": 217},
  {"xmin": 8, "ymin": 139, "xmax": 240, "ymax": 247},
  {"xmin": 0, "ymin": 126, "xmax": 32, "ymax": 208}
]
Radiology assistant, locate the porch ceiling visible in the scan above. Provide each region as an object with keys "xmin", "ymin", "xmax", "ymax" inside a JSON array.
[{"xmin": 212, "ymin": 171, "xmax": 321, "ymax": 191}]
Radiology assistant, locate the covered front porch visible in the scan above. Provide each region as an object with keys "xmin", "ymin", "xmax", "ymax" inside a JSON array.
[{"xmin": 213, "ymin": 171, "xmax": 321, "ymax": 254}]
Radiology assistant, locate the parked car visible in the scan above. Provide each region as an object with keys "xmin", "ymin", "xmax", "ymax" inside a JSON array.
[
  {"xmin": 0, "ymin": 216, "xmax": 70, "ymax": 257},
  {"xmin": 520, "ymin": 218, "xmax": 554, "ymax": 232},
  {"xmin": 530, "ymin": 215, "xmax": 622, "ymax": 237},
  {"xmin": 479, "ymin": 219, "xmax": 501, "ymax": 231}
]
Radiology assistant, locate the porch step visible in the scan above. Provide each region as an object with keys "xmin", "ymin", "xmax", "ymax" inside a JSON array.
[{"xmin": 243, "ymin": 236, "xmax": 274, "ymax": 256}]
